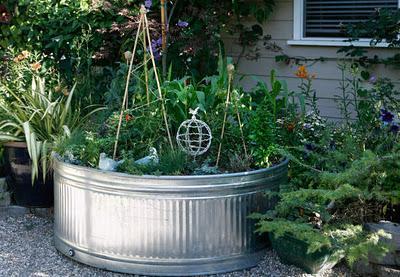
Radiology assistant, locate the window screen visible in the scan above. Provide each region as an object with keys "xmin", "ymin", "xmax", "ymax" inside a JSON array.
[{"xmin": 304, "ymin": 0, "xmax": 398, "ymax": 38}]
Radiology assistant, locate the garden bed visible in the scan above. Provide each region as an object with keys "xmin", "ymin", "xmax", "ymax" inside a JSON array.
[{"xmin": 53, "ymin": 159, "xmax": 288, "ymax": 276}]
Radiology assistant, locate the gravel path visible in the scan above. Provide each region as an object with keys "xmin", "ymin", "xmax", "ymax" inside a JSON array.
[{"xmin": 0, "ymin": 213, "xmax": 352, "ymax": 277}]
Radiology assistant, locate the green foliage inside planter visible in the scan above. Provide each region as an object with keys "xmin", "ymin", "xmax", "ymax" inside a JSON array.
[
  {"xmin": 118, "ymin": 148, "xmax": 188, "ymax": 176},
  {"xmin": 54, "ymin": 53, "xmax": 294, "ymax": 175}
]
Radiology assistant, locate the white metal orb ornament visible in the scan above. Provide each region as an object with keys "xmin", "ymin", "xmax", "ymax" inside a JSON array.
[{"xmin": 176, "ymin": 107, "xmax": 212, "ymax": 156}]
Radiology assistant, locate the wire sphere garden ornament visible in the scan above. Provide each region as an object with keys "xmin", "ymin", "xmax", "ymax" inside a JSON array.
[{"xmin": 176, "ymin": 107, "xmax": 212, "ymax": 156}]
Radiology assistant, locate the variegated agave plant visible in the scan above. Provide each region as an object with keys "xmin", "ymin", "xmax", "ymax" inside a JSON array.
[{"xmin": 0, "ymin": 77, "xmax": 103, "ymax": 183}]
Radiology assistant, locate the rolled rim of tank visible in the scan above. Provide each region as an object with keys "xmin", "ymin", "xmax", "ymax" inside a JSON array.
[{"xmin": 52, "ymin": 158, "xmax": 289, "ymax": 193}]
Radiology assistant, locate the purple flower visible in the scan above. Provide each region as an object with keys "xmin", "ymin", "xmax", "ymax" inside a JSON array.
[
  {"xmin": 144, "ymin": 0, "xmax": 152, "ymax": 9},
  {"xmin": 177, "ymin": 20, "xmax": 189, "ymax": 28},
  {"xmin": 368, "ymin": 75, "xmax": 377, "ymax": 84},
  {"xmin": 390, "ymin": 123, "xmax": 399, "ymax": 133},
  {"xmin": 380, "ymin": 109, "xmax": 394, "ymax": 123},
  {"xmin": 150, "ymin": 38, "xmax": 162, "ymax": 49},
  {"xmin": 153, "ymin": 50, "xmax": 161, "ymax": 60},
  {"xmin": 147, "ymin": 39, "xmax": 162, "ymax": 60},
  {"xmin": 303, "ymin": 123, "xmax": 312, "ymax": 129},
  {"xmin": 147, "ymin": 46, "xmax": 161, "ymax": 60}
]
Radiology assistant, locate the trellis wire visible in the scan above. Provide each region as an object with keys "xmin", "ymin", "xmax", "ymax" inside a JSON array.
[{"xmin": 176, "ymin": 108, "xmax": 212, "ymax": 156}]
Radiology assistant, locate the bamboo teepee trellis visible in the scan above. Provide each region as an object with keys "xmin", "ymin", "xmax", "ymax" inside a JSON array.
[{"xmin": 113, "ymin": 5, "xmax": 173, "ymax": 159}]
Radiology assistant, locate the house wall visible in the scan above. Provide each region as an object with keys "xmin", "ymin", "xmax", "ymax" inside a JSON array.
[{"xmin": 224, "ymin": 0, "xmax": 400, "ymax": 120}]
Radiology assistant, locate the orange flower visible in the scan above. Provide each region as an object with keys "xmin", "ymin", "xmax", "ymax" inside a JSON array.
[
  {"xmin": 286, "ymin": 122, "xmax": 296, "ymax": 132},
  {"xmin": 62, "ymin": 88, "xmax": 69, "ymax": 96},
  {"xmin": 14, "ymin": 51, "xmax": 30, "ymax": 63},
  {"xmin": 295, "ymin": 65, "xmax": 308, "ymax": 79},
  {"xmin": 125, "ymin": 114, "xmax": 134, "ymax": 122},
  {"xmin": 31, "ymin": 62, "xmax": 42, "ymax": 71}
]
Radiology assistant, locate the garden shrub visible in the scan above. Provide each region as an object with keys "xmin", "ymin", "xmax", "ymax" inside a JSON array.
[
  {"xmin": 254, "ymin": 55, "xmax": 400, "ymax": 266},
  {"xmin": 1, "ymin": 0, "xmax": 277, "ymax": 85},
  {"xmin": 1, "ymin": 1, "xmax": 147, "ymax": 106}
]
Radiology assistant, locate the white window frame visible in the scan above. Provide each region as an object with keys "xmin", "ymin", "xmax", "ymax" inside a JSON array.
[{"xmin": 287, "ymin": 0, "xmax": 400, "ymax": 47}]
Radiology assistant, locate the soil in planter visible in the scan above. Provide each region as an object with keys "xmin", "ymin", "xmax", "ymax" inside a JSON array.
[
  {"xmin": 269, "ymin": 233, "xmax": 342, "ymax": 274},
  {"xmin": 4, "ymin": 144, "xmax": 53, "ymax": 208}
]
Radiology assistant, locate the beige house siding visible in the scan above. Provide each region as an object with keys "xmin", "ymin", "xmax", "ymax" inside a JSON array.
[{"xmin": 224, "ymin": 0, "xmax": 400, "ymax": 119}]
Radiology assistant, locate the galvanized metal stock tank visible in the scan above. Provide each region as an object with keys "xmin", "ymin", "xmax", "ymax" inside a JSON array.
[{"xmin": 53, "ymin": 159, "xmax": 289, "ymax": 276}]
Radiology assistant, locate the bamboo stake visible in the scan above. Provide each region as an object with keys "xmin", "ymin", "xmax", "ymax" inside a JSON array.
[
  {"xmin": 144, "ymin": 13, "xmax": 174, "ymax": 149},
  {"xmin": 216, "ymin": 64, "xmax": 234, "ymax": 167},
  {"xmin": 230, "ymin": 65, "xmax": 249, "ymax": 160},
  {"xmin": 143, "ymin": 26, "xmax": 150, "ymax": 104},
  {"xmin": 235, "ymin": 106, "xmax": 249, "ymax": 159},
  {"xmin": 125, "ymin": 54, "xmax": 130, "ymax": 110},
  {"xmin": 113, "ymin": 9, "xmax": 145, "ymax": 159}
]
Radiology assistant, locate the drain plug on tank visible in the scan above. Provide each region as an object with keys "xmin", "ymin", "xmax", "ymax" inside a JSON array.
[{"xmin": 68, "ymin": 249, "xmax": 75, "ymax": 257}]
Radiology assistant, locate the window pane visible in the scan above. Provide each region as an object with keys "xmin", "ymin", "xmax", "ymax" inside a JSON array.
[{"xmin": 304, "ymin": 0, "xmax": 398, "ymax": 38}]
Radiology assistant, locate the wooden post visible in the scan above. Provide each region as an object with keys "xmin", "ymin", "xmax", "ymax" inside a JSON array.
[{"xmin": 144, "ymin": 14, "xmax": 174, "ymax": 149}]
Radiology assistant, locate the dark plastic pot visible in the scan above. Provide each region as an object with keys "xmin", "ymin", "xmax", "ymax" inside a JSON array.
[
  {"xmin": 269, "ymin": 233, "xmax": 342, "ymax": 274},
  {"xmin": 0, "ymin": 165, "xmax": 5, "ymax": 177},
  {"xmin": 0, "ymin": 146, "xmax": 5, "ymax": 177},
  {"xmin": 4, "ymin": 142, "xmax": 53, "ymax": 208}
]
